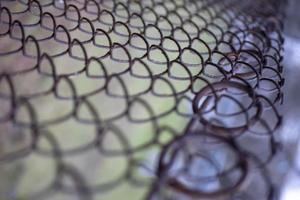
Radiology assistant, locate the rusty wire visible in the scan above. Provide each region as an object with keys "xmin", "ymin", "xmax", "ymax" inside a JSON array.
[{"xmin": 0, "ymin": 0, "xmax": 286, "ymax": 199}]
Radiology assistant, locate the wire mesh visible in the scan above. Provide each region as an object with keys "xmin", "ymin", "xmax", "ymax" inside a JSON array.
[{"xmin": 0, "ymin": 0, "xmax": 286, "ymax": 199}]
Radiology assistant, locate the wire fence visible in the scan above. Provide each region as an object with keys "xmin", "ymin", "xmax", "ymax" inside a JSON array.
[{"xmin": 0, "ymin": 0, "xmax": 286, "ymax": 199}]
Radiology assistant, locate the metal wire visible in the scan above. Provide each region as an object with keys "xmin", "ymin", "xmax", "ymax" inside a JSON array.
[{"xmin": 0, "ymin": 0, "xmax": 286, "ymax": 199}]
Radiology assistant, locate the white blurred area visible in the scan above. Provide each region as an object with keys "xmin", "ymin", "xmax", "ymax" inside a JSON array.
[{"xmin": 279, "ymin": 36, "xmax": 300, "ymax": 200}]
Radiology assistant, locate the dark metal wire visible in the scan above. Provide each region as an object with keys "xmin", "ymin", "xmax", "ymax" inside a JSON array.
[{"xmin": 0, "ymin": 0, "xmax": 286, "ymax": 199}]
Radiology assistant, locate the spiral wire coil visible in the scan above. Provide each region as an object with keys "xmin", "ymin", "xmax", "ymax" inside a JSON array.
[{"xmin": 0, "ymin": 0, "xmax": 286, "ymax": 199}]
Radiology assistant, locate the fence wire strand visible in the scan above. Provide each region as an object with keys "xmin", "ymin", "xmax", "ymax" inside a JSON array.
[{"xmin": 0, "ymin": 0, "xmax": 286, "ymax": 199}]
